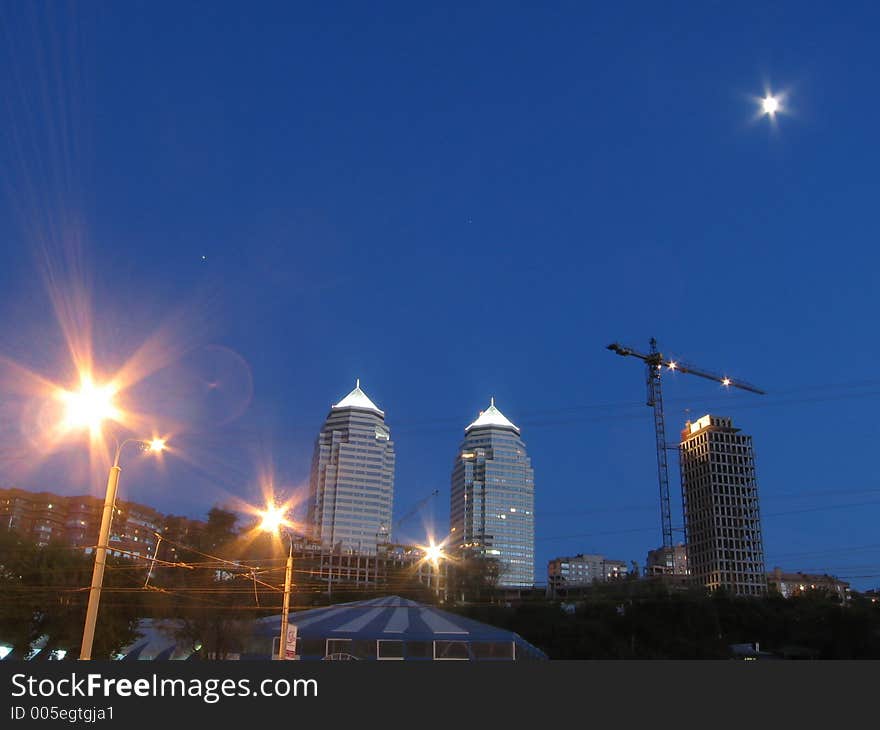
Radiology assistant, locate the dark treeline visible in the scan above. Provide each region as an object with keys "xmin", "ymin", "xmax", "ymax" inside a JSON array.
[
  {"xmin": 0, "ymin": 506, "xmax": 446, "ymax": 658},
  {"xmin": 0, "ymin": 530, "xmax": 141, "ymax": 659},
  {"xmin": 453, "ymin": 581, "xmax": 880, "ymax": 659},
  {"xmin": 2, "ymin": 507, "xmax": 879, "ymax": 659}
]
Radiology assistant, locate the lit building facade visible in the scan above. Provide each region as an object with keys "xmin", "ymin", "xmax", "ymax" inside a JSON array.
[
  {"xmin": 767, "ymin": 567, "xmax": 851, "ymax": 603},
  {"xmin": 645, "ymin": 543, "xmax": 689, "ymax": 576},
  {"xmin": 1, "ymin": 488, "xmax": 66, "ymax": 546},
  {"xmin": 306, "ymin": 380, "xmax": 395, "ymax": 554},
  {"xmin": 450, "ymin": 398, "xmax": 535, "ymax": 588},
  {"xmin": 547, "ymin": 553, "xmax": 628, "ymax": 597},
  {"xmin": 680, "ymin": 415, "xmax": 767, "ymax": 596},
  {"xmin": 1, "ymin": 487, "xmax": 169, "ymax": 559}
]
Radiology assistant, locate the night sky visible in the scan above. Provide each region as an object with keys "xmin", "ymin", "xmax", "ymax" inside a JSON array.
[{"xmin": 1, "ymin": 2, "xmax": 878, "ymax": 590}]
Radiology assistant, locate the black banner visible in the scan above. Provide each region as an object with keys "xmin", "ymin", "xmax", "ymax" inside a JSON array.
[{"xmin": 1, "ymin": 660, "xmax": 877, "ymax": 725}]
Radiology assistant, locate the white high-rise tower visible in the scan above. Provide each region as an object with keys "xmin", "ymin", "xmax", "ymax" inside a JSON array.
[
  {"xmin": 450, "ymin": 398, "xmax": 535, "ymax": 588},
  {"xmin": 306, "ymin": 380, "xmax": 395, "ymax": 553}
]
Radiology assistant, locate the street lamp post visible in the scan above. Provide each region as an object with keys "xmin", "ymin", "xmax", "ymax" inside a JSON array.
[
  {"xmin": 256, "ymin": 503, "xmax": 298, "ymax": 660},
  {"xmin": 278, "ymin": 535, "xmax": 294, "ymax": 661},
  {"xmin": 53, "ymin": 372, "xmax": 168, "ymax": 659},
  {"xmin": 422, "ymin": 542, "xmax": 446, "ymax": 602},
  {"xmin": 79, "ymin": 437, "xmax": 165, "ymax": 660}
]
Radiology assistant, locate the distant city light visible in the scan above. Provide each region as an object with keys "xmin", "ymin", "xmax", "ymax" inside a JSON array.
[{"xmin": 721, "ymin": 378, "xmax": 732, "ymax": 387}]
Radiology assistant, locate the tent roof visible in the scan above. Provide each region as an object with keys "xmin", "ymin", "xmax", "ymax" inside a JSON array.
[{"xmin": 253, "ymin": 595, "xmax": 546, "ymax": 657}]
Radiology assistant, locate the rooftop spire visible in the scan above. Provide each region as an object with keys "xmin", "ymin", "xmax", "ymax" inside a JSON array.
[
  {"xmin": 332, "ymin": 379, "xmax": 384, "ymax": 416},
  {"xmin": 465, "ymin": 397, "xmax": 519, "ymax": 434}
]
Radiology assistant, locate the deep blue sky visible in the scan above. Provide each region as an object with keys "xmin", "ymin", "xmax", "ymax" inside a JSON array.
[{"xmin": 1, "ymin": 2, "xmax": 879, "ymax": 590}]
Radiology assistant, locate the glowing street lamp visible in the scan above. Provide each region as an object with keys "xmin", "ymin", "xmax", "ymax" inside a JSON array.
[
  {"xmin": 419, "ymin": 540, "xmax": 448, "ymax": 599},
  {"xmin": 258, "ymin": 502, "xmax": 296, "ymax": 660},
  {"xmin": 258, "ymin": 502, "xmax": 286, "ymax": 536},
  {"xmin": 61, "ymin": 374, "xmax": 169, "ymax": 660},
  {"xmin": 59, "ymin": 376, "xmax": 120, "ymax": 435},
  {"xmin": 424, "ymin": 543, "xmax": 445, "ymax": 566}
]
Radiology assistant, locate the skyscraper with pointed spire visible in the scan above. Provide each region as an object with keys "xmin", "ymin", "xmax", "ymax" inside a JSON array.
[
  {"xmin": 450, "ymin": 398, "xmax": 535, "ymax": 588},
  {"xmin": 306, "ymin": 380, "xmax": 395, "ymax": 554}
]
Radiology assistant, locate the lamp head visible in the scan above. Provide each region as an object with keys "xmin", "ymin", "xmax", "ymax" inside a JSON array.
[
  {"xmin": 60, "ymin": 376, "xmax": 119, "ymax": 434},
  {"xmin": 147, "ymin": 438, "xmax": 167, "ymax": 453},
  {"xmin": 258, "ymin": 502, "xmax": 288, "ymax": 535}
]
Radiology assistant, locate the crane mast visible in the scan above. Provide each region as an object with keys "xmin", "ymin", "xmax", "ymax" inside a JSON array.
[
  {"xmin": 608, "ymin": 338, "xmax": 765, "ymax": 557},
  {"xmin": 645, "ymin": 339, "xmax": 674, "ymax": 551}
]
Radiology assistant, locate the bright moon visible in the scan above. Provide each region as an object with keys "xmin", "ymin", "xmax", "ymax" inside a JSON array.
[{"xmin": 762, "ymin": 95, "xmax": 780, "ymax": 115}]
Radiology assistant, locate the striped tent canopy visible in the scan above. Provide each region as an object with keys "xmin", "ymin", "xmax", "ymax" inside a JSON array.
[
  {"xmin": 117, "ymin": 619, "xmax": 197, "ymax": 660},
  {"xmin": 247, "ymin": 596, "xmax": 546, "ymax": 661}
]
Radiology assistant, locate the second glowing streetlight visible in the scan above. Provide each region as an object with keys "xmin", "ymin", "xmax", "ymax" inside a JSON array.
[
  {"xmin": 420, "ymin": 540, "xmax": 447, "ymax": 599},
  {"xmin": 258, "ymin": 502, "xmax": 298, "ymax": 660}
]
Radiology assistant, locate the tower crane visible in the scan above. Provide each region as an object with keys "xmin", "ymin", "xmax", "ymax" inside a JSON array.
[{"xmin": 607, "ymin": 338, "xmax": 765, "ymax": 556}]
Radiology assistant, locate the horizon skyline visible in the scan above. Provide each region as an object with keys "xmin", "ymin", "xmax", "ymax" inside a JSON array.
[
  {"xmin": 0, "ymin": 367, "xmax": 866, "ymax": 588},
  {"xmin": 1, "ymin": 2, "xmax": 878, "ymax": 593}
]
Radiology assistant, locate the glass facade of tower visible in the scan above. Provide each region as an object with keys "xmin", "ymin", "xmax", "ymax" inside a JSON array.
[
  {"xmin": 680, "ymin": 414, "xmax": 766, "ymax": 596},
  {"xmin": 450, "ymin": 402, "xmax": 535, "ymax": 588},
  {"xmin": 307, "ymin": 384, "xmax": 395, "ymax": 554}
]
